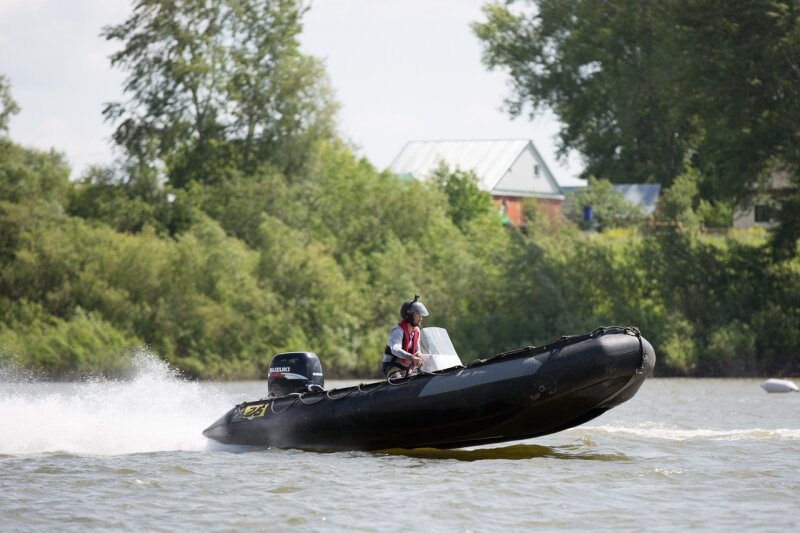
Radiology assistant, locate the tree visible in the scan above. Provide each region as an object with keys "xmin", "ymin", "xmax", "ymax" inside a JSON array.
[
  {"xmin": 474, "ymin": 0, "xmax": 800, "ymax": 255},
  {"xmin": 655, "ymin": 170, "xmax": 702, "ymax": 230},
  {"xmin": 672, "ymin": 1, "xmax": 800, "ymax": 199},
  {"xmin": 67, "ymin": 166, "xmax": 162, "ymax": 234},
  {"xmin": 473, "ymin": 1, "xmax": 691, "ymax": 186},
  {"xmin": 430, "ymin": 163, "xmax": 496, "ymax": 231},
  {"xmin": 0, "ymin": 142, "xmax": 71, "ymax": 206},
  {"xmin": 102, "ymin": 0, "xmax": 339, "ymax": 187},
  {"xmin": 0, "ymin": 74, "xmax": 20, "ymax": 136},
  {"xmin": 671, "ymin": 0, "xmax": 800, "ymax": 256}
]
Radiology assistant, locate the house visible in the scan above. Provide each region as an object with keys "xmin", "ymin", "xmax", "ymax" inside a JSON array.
[
  {"xmin": 389, "ymin": 139, "xmax": 565, "ymax": 226},
  {"xmin": 732, "ymin": 171, "xmax": 796, "ymax": 229}
]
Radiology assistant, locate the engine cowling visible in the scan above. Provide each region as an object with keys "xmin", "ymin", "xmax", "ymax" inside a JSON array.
[{"xmin": 267, "ymin": 351, "xmax": 324, "ymax": 398}]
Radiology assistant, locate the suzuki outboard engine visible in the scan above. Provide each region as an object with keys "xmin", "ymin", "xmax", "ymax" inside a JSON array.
[{"xmin": 267, "ymin": 352, "xmax": 324, "ymax": 398}]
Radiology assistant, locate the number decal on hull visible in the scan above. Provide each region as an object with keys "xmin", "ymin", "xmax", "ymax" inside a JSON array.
[{"xmin": 235, "ymin": 403, "xmax": 269, "ymax": 420}]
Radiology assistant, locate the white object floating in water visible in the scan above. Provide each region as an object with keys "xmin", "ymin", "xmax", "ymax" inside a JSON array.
[{"xmin": 760, "ymin": 378, "xmax": 799, "ymax": 393}]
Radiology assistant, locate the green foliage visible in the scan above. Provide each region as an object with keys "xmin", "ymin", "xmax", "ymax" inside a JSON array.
[
  {"xmin": 474, "ymin": 0, "xmax": 800, "ymax": 253},
  {"xmin": 0, "ymin": 140, "xmax": 71, "ymax": 205},
  {"xmin": 656, "ymin": 170, "xmax": 703, "ymax": 230},
  {"xmin": 185, "ymin": 167, "xmax": 289, "ymax": 246},
  {"xmin": 1, "ymin": 135, "xmax": 798, "ymax": 378},
  {"xmin": 430, "ymin": 163, "xmax": 496, "ymax": 232},
  {"xmin": 0, "ymin": 74, "xmax": 20, "ymax": 135},
  {"xmin": 103, "ymin": 0, "xmax": 338, "ymax": 185},
  {"xmin": 565, "ymin": 177, "xmax": 646, "ymax": 230},
  {"xmin": 705, "ymin": 321, "xmax": 756, "ymax": 375},
  {"xmin": 769, "ymin": 190, "xmax": 800, "ymax": 261},
  {"xmin": 696, "ymin": 199, "xmax": 732, "ymax": 229},
  {"xmin": 1, "ymin": 1, "xmax": 798, "ymax": 379},
  {"xmin": 673, "ymin": 1, "xmax": 800, "ymax": 202},
  {"xmin": 656, "ymin": 166, "xmax": 734, "ymax": 229},
  {"xmin": 658, "ymin": 314, "xmax": 699, "ymax": 375},
  {"xmin": 473, "ymin": 1, "xmax": 691, "ymax": 186},
  {"xmin": 0, "ymin": 308, "xmax": 141, "ymax": 378},
  {"xmin": 67, "ymin": 166, "xmax": 163, "ymax": 234}
]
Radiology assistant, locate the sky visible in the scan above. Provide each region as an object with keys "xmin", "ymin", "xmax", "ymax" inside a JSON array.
[{"xmin": 0, "ymin": 0, "xmax": 585, "ymax": 186}]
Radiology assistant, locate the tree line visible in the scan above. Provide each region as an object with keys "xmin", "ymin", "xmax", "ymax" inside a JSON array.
[
  {"xmin": 474, "ymin": 0, "xmax": 800, "ymax": 258},
  {"xmin": 0, "ymin": 0, "xmax": 798, "ymax": 379}
]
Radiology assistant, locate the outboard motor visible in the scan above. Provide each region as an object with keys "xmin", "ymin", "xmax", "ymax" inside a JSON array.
[{"xmin": 267, "ymin": 351, "xmax": 324, "ymax": 398}]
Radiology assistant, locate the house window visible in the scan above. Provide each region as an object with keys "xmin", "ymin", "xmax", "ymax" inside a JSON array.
[
  {"xmin": 534, "ymin": 164, "xmax": 539, "ymax": 176},
  {"xmin": 754, "ymin": 205, "xmax": 774, "ymax": 223}
]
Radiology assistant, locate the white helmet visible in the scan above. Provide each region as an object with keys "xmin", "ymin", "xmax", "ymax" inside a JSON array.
[{"xmin": 400, "ymin": 295, "xmax": 429, "ymax": 321}]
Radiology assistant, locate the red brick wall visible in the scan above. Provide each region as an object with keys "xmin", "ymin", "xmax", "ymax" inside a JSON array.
[
  {"xmin": 534, "ymin": 198, "xmax": 563, "ymax": 226},
  {"xmin": 493, "ymin": 196, "xmax": 562, "ymax": 227},
  {"xmin": 493, "ymin": 196, "xmax": 523, "ymax": 226}
]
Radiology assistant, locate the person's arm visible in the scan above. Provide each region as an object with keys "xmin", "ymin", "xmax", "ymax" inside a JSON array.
[
  {"xmin": 388, "ymin": 326, "xmax": 413, "ymax": 359},
  {"xmin": 388, "ymin": 325, "xmax": 422, "ymax": 367}
]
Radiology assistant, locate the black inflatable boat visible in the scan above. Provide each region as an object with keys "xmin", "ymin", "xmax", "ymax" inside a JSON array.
[{"xmin": 203, "ymin": 326, "xmax": 655, "ymax": 451}]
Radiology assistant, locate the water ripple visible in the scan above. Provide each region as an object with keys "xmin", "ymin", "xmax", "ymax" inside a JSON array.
[{"xmin": 380, "ymin": 443, "xmax": 631, "ymax": 462}]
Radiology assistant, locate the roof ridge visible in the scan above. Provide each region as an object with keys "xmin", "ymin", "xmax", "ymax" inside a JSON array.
[{"xmin": 389, "ymin": 139, "xmax": 564, "ymax": 196}]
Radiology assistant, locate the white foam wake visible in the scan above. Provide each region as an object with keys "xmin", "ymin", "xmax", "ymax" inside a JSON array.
[
  {"xmin": 0, "ymin": 350, "xmax": 235, "ymax": 456},
  {"xmin": 578, "ymin": 422, "xmax": 800, "ymax": 441}
]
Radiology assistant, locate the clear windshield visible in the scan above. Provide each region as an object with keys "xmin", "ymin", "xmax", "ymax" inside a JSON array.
[{"xmin": 420, "ymin": 327, "xmax": 458, "ymax": 356}]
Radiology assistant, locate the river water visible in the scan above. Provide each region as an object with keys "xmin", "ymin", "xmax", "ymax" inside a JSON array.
[{"xmin": 1, "ymin": 354, "xmax": 798, "ymax": 532}]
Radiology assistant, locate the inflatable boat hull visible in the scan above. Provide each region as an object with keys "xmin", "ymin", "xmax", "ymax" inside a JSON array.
[{"xmin": 203, "ymin": 326, "xmax": 655, "ymax": 451}]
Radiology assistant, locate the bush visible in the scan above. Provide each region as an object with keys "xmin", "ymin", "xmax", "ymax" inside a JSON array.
[
  {"xmin": 0, "ymin": 309, "xmax": 141, "ymax": 378},
  {"xmin": 565, "ymin": 177, "xmax": 647, "ymax": 230},
  {"xmin": 704, "ymin": 321, "xmax": 756, "ymax": 375}
]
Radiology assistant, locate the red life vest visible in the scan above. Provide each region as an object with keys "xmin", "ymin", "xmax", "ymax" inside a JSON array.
[
  {"xmin": 383, "ymin": 321, "xmax": 420, "ymax": 368},
  {"xmin": 399, "ymin": 321, "xmax": 420, "ymax": 355}
]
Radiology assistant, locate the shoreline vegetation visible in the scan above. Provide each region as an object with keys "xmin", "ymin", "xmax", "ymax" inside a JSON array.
[
  {"xmin": 1, "ymin": 1, "xmax": 798, "ymax": 380},
  {"xmin": 1, "ymin": 139, "xmax": 797, "ymax": 380}
]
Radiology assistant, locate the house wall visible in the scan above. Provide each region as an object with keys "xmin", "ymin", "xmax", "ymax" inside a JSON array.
[
  {"xmin": 732, "ymin": 201, "xmax": 779, "ymax": 229},
  {"xmin": 732, "ymin": 172, "xmax": 794, "ymax": 229},
  {"xmin": 534, "ymin": 198, "xmax": 563, "ymax": 225},
  {"xmin": 493, "ymin": 196, "xmax": 562, "ymax": 227},
  {"xmin": 493, "ymin": 145, "xmax": 559, "ymax": 197},
  {"xmin": 493, "ymin": 196, "xmax": 523, "ymax": 226}
]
